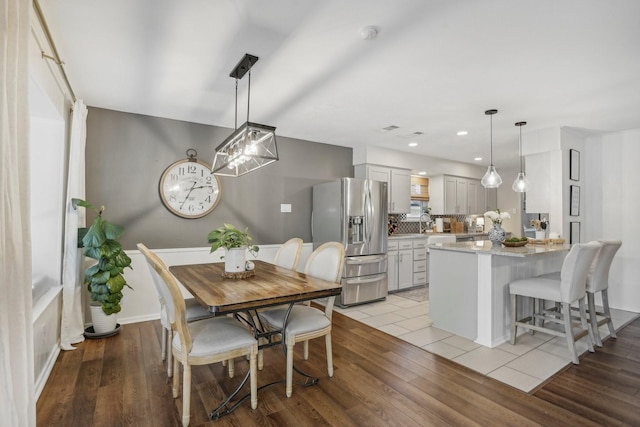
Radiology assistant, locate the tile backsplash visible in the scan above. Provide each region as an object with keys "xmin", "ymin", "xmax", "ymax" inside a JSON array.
[{"xmin": 389, "ymin": 213, "xmax": 475, "ymax": 235}]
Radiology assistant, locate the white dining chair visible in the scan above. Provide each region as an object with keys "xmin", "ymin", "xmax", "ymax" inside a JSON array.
[
  {"xmin": 138, "ymin": 244, "xmax": 258, "ymax": 426},
  {"xmin": 509, "ymin": 241, "xmax": 601, "ymax": 364},
  {"xmin": 139, "ymin": 245, "xmax": 214, "ymax": 378},
  {"xmin": 274, "ymin": 237, "xmax": 303, "ymax": 270},
  {"xmin": 258, "ymin": 241, "xmax": 345, "ymax": 397}
]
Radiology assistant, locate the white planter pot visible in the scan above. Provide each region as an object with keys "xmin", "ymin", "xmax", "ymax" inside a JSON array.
[
  {"xmin": 225, "ymin": 247, "xmax": 247, "ymax": 272},
  {"xmin": 90, "ymin": 303, "xmax": 118, "ymax": 334}
]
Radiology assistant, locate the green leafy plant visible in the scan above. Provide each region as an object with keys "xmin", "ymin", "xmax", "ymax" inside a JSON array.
[
  {"xmin": 73, "ymin": 198, "xmax": 133, "ymax": 315},
  {"xmin": 207, "ymin": 223, "xmax": 259, "ymax": 258}
]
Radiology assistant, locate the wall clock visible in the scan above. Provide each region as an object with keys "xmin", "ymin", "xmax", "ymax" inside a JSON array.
[{"xmin": 159, "ymin": 149, "xmax": 221, "ymax": 219}]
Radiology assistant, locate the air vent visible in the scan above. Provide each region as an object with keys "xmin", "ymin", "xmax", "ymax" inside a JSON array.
[{"xmin": 381, "ymin": 125, "xmax": 399, "ymax": 131}]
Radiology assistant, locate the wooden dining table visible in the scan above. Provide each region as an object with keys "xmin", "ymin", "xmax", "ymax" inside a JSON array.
[
  {"xmin": 168, "ymin": 259, "xmax": 342, "ymax": 419},
  {"xmin": 169, "ymin": 260, "xmax": 342, "ymax": 314}
]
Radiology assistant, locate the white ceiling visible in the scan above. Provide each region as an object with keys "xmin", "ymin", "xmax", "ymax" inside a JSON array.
[{"xmin": 38, "ymin": 0, "xmax": 640, "ymax": 170}]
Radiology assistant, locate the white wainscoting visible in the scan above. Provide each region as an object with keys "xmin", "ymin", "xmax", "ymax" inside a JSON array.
[{"xmin": 112, "ymin": 243, "xmax": 314, "ymax": 325}]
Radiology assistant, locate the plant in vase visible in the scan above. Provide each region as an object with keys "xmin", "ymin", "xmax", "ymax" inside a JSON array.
[
  {"xmin": 484, "ymin": 209, "xmax": 510, "ymax": 246},
  {"xmin": 207, "ymin": 223, "xmax": 259, "ymax": 273},
  {"xmin": 73, "ymin": 199, "xmax": 133, "ymax": 334}
]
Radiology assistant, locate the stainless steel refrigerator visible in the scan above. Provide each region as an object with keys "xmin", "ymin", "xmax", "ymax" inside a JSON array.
[{"xmin": 312, "ymin": 178, "xmax": 388, "ymax": 307}]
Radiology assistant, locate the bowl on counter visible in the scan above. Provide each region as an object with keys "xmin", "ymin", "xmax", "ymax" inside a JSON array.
[{"xmin": 502, "ymin": 240, "xmax": 528, "ymax": 247}]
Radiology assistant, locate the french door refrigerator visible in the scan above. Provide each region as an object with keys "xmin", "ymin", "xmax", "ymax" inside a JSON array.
[{"xmin": 312, "ymin": 178, "xmax": 388, "ymax": 307}]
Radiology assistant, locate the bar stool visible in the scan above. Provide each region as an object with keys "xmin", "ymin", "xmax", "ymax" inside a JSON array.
[
  {"xmin": 538, "ymin": 240, "xmax": 622, "ymax": 347},
  {"xmin": 509, "ymin": 241, "xmax": 601, "ymax": 364}
]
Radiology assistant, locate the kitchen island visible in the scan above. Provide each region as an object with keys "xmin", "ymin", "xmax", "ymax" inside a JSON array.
[{"xmin": 429, "ymin": 241, "xmax": 571, "ymax": 347}]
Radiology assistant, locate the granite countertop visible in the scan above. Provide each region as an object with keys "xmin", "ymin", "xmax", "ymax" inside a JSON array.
[
  {"xmin": 428, "ymin": 240, "xmax": 571, "ymax": 257},
  {"xmin": 389, "ymin": 232, "xmax": 489, "ymax": 240}
]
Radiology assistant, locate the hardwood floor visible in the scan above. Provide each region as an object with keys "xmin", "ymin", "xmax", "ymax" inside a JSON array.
[{"xmin": 37, "ymin": 312, "xmax": 640, "ymax": 426}]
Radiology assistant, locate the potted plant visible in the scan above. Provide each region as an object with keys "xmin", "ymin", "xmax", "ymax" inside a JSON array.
[
  {"xmin": 207, "ymin": 223, "xmax": 259, "ymax": 272},
  {"xmin": 73, "ymin": 198, "xmax": 133, "ymax": 333}
]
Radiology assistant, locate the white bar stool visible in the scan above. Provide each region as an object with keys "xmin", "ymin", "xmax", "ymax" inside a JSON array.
[{"xmin": 509, "ymin": 241, "xmax": 601, "ymax": 364}]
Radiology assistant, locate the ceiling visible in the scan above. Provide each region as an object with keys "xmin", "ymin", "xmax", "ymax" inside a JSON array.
[{"xmin": 38, "ymin": 0, "xmax": 640, "ymax": 170}]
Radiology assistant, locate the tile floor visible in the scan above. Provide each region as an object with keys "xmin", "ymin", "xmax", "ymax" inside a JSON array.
[{"xmin": 333, "ymin": 289, "xmax": 639, "ymax": 392}]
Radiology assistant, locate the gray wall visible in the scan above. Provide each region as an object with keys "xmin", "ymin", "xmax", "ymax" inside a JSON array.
[{"xmin": 85, "ymin": 108, "xmax": 353, "ymax": 249}]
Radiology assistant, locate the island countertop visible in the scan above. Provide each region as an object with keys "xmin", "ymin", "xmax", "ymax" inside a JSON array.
[{"xmin": 428, "ymin": 240, "xmax": 571, "ymax": 257}]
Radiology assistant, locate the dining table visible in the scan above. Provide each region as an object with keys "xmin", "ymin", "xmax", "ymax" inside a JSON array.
[{"xmin": 168, "ymin": 259, "xmax": 342, "ymax": 419}]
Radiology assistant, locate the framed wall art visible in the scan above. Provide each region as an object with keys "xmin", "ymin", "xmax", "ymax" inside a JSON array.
[
  {"xmin": 570, "ymin": 221, "xmax": 580, "ymax": 244},
  {"xmin": 570, "ymin": 185, "xmax": 580, "ymax": 216},
  {"xmin": 570, "ymin": 149, "xmax": 580, "ymax": 181}
]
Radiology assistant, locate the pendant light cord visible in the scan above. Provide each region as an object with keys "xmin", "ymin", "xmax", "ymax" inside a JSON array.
[
  {"xmin": 234, "ymin": 78, "xmax": 238, "ymax": 130},
  {"xmin": 247, "ymin": 68, "xmax": 251, "ymax": 123},
  {"xmin": 490, "ymin": 114, "xmax": 494, "ymax": 166},
  {"xmin": 519, "ymin": 126, "xmax": 523, "ymax": 172}
]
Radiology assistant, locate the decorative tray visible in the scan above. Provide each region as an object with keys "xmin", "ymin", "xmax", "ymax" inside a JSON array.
[
  {"xmin": 222, "ymin": 270, "xmax": 255, "ymax": 279},
  {"xmin": 84, "ymin": 323, "xmax": 121, "ymax": 339},
  {"xmin": 502, "ymin": 241, "xmax": 528, "ymax": 247}
]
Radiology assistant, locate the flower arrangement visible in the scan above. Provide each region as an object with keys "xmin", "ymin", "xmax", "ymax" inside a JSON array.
[
  {"xmin": 484, "ymin": 209, "xmax": 510, "ymax": 225},
  {"xmin": 530, "ymin": 217, "xmax": 549, "ymax": 231}
]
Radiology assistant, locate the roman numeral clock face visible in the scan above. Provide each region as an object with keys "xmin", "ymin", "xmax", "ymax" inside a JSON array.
[{"xmin": 159, "ymin": 159, "xmax": 221, "ymax": 219}]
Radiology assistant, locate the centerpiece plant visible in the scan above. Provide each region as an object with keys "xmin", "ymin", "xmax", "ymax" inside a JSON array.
[{"xmin": 207, "ymin": 223, "xmax": 259, "ymax": 272}]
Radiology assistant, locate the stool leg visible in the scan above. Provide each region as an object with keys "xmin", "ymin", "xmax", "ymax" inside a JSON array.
[
  {"xmin": 602, "ymin": 289, "xmax": 617, "ymax": 339},
  {"xmin": 579, "ymin": 297, "xmax": 595, "ymax": 353},
  {"xmin": 562, "ymin": 302, "xmax": 579, "ymax": 364},
  {"xmin": 587, "ymin": 292, "xmax": 603, "ymax": 347},
  {"xmin": 510, "ymin": 294, "xmax": 517, "ymax": 344}
]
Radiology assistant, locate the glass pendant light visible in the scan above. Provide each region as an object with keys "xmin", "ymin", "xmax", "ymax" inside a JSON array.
[
  {"xmin": 481, "ymin": 109, "xmax": 502, "ymax": 188},
  {"xmin": 512, "ymin": 121, "xmax": 530, "ymax": 192}
]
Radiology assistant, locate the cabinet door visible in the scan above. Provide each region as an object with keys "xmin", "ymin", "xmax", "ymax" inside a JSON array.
[
  {"xmin": 477, "ymin": 184, "xmax": 487, "ymax": 214},
  {"xmin": 467, "ymin": 180, "xmax": 478, "ymax": 214},
  {"xmin": 367, "ymin": 165, "xmax": 391, "ymax": 185},
  {"xmin": 398, "ymin": 249, "xmax": 413, "ymax": 289},
  {"xmin": 444, "ymin": 176, "xmax": 457, "ymax": 214},
  {"xmin": 455, "ymin": 178, "xmax": 467, "ymax": 214},
  {"xmin": 387, "ymin": 250, "xmax": 398, "ymax": 291},
  {"xmin": 390, "ymin": 168, "xmax": 411, "ymax": 214}
]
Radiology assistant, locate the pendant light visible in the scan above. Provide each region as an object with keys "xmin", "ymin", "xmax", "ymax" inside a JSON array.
[
  {"xmin": 212, "ymin": 53, "xmax": 279, "ymax": 177},
  {"xmin": 512, "ymin": 121, "xmax": 530, "ymax": 192},
  {"xmin": 481, "ymin": 109, "xmax": 502, "ymax": 188}
]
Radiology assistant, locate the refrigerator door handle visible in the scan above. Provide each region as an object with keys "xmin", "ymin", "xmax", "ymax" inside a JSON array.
[
  {"xmin": 365, "ymin": 182, "xmax": 373, "ymax": 242},
  {"xmin": 345, "ymin": 254, "xmax": 387, "ymax": 264},
  {"xmin": 345, "ymin": 273, "xmax": 387, "ymax": 285}
]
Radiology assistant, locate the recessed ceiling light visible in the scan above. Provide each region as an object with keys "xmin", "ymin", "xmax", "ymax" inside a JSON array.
[
  {"xmin": 457, "ymin": 131, "xmax": 468, "ymax": 136},
  {"xmin": 474, "ymin": 157, "xmax": 482, "ymax": 161},
  {"xmin": 408, "ymin": 142, "xmax": 418, "ymax": 147},
  {"xmin": 418, "ymin": 171, "xmax": 427, "ymax": 175}
]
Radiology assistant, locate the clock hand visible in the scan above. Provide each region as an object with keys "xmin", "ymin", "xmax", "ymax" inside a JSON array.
[{"xmin": 180, "ymin": 181, "xmax": 197, "ymax": 209}]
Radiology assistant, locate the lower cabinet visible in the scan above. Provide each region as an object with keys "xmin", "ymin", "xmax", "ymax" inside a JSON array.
[{"xmin": 388, "ymin": 237, "xmax": 429, "ymax": 292}]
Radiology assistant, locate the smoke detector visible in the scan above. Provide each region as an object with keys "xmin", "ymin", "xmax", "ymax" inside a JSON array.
[{"xmin": 359, "ymin": 26, "xmax": 380, "ymax": 40}]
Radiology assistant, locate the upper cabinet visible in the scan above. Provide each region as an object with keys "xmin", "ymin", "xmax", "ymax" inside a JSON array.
[
  {"xmin": 410, "ymin": 176, "xmax": 429, "ymax": 201},
  {"xmin": 429, "ymin": 175, "xmax": 491, "ymax": 215},
  {"xmin": 354, "ymin": 164, "xmax": 411, "ymax": 213}
]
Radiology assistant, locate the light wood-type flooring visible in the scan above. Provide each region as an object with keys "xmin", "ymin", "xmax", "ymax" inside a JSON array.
[{"xmin": 37, "ymin": 311, "xmax": 640, "ymax": 426}]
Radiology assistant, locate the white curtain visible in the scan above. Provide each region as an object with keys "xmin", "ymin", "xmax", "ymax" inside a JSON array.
[
  {"xmin": 60, "ymin": 100, "xmax": 88, "ymax": 350},
  {"xmin": 0, "ymin": 0, "xmax": 37, "ymax": 425}
]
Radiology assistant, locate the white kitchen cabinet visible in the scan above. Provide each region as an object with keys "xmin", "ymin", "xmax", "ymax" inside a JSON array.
[
  {"xmin": 388, "ymin": 238, "xmax": 429, "ymax": 291},
  {"xmin": 430, "ymin": 175, "xmax": 483, "ymax": 215},
  {"xmin": 354, "ymin": 164, "xmax": 411, "ymax": 214},
  {"xmin": 387, "ymin": 241, "xmax": 398, "ymax": 292}
]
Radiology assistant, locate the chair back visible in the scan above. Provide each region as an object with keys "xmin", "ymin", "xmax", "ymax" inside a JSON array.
[
  {"xmin": 138, "ymin": 243, "xmax": 193, "ymax": 353},
  {"xmin": 274, "ymin": 237, "xmax": 303, "ymax": 270},
  {"xmin": 587, "ymin": 240, "xmax": 622, "ymax": 293},
  {"xmin": 304, "ymin": 242, "xmax": 345, "ymax": 284},
  {"xmin": 560, "ymin": 241, "xmax": 601, "ymax": 302}
]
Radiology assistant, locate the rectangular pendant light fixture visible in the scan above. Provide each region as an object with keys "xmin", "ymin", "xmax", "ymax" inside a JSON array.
[{"xmin": 212, "ymin": 53, "xmax": 278, "ymax": 177}]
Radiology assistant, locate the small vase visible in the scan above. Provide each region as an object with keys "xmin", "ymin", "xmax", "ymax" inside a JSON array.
[
  {"xmin": 488, "ymin": 223, "xmax": 506, "ymax": 246},
  {"xmin": 224, "ymin": 247, "xmax": 247, "ymax": 272}
]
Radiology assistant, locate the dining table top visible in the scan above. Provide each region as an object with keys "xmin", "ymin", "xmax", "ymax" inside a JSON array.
[{"xmin": 169, "ymin": 260, "xmax": 342, "ymax": 314}]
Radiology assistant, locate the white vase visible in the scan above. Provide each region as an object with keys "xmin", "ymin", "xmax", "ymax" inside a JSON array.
[
  {"xmin": 90, "ymin": 303, "xmax": 118, "ymax": 334},
  {"xmin": 225, "ymin": 247, "xmax": 247, "ymax": 272}
]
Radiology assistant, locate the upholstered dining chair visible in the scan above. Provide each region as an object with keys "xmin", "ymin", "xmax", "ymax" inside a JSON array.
[
  {"xmin": 274, "ymin": 237, "xmax": 303, "ymax": 270},
  {"xmin": 138, "ymin": 244, "xmax": 258, "ymax": 426},
  {"xmin": 258, "ymin": 241, "xmax": 345, "ymax": 397},
  {"xmin": 539, "ymin": 240, "xmax": 622, "ymax": 347},
  {"xmin": 139, "ymin": 246, "xmax": 214, "ymax": 378},
  {"xmin": 509, "ymin": 241, "xmax": 601, "ymax": 364}
]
